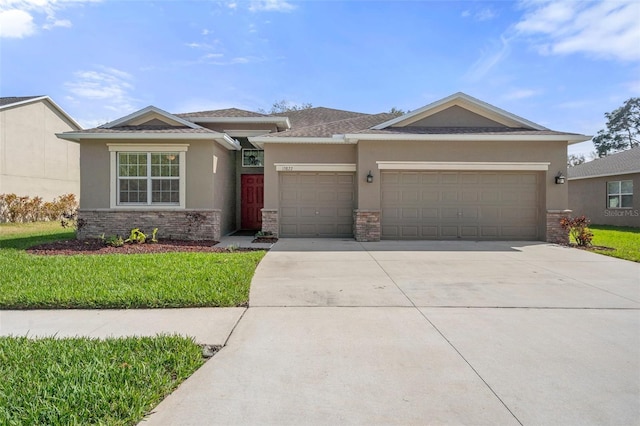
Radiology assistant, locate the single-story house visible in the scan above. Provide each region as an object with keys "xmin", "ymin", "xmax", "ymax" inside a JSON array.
[
  {"xmin": 1, "ymin": 96, "xmax": 81, "ymax": 200},
  {"xmin": 57, "ymin": 92, "xmax": 590, "ymax": 243},
  {"xmin": 568, "ymin": 147, "xmax": 639, "ymax": 227}
]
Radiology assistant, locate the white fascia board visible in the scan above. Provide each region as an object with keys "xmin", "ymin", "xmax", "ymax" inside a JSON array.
[
  {"xmin": 371, "ymin": 92, "xmax": 547, "ymax": 131},
  {"xmin": 376, "ymin": 161, "xmax": 550, "ymax": 171},
  {"xmin": 188, "ymin": 116, "xmax": 291, "ymax": 129},
  {"xmin": 249, "ymin": 136, "xmax": 354, "ymax": 148},
  {"xmin": 100, "ymin": 106, "xmax": 201, "ymax": 129},
  {"xmin": 0, "ymin": 96, "xmax": 82, "ymax": 130},
  {"xmin": 217, "ymin": 134, "xmax": 241, "ymax": 150},
  {"xmin": 223, "ymin": 129, "xmax": 272, "ymax": 137},
  {"xmin": 55, "ymin": 132, "xmax": 221, "ymax": 142},
  {"xmin": 344, "ymin": 133, "xmax": 592, "ymax": 143},
  {"xmin": 275, "ymin": 163, "xmax": 356, "ymax": 172},
  {"xmin": 568, "ymin": 170, "xmax": 640, "ymax": 181}
]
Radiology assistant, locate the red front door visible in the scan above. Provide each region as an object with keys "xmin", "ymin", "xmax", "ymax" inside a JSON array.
[{"xmin": 241, "ymin": 174, "xmax": 264, "ymax": 229}]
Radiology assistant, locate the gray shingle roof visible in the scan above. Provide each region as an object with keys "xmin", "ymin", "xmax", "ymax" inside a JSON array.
[
  {"xmin": 175, "ymin": 108, "xmax": 268, "ymax": 118},
  {"xmin": 568, "ymin": 146, "xmax": 640, "ymax": 179},
  {"xmin": 264, "ymin": 112, "xmax": 397, "ymax": 138},
  {"xmin": 66, "ymin": 125, "xmax": 216, "ymax": 134},
  {"xmin": 354, "ymin": 127, "xmax": 585, "ymax": 136},
  {"xmin": 272, "ymin": 107, "xmax": 367, "ymax": 129},
  {"xmin": 0, "ymin": 96, "xmax": 43, "ymax": 107}
]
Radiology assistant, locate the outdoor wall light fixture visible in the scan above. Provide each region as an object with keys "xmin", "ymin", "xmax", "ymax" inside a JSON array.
[
  {"xmin": 555, "ymin": 172, "xmax": 566, "ymax": 184},
  {"xmin": 366, "ymin": 170, "xmax": 373, "ymax": 183}
]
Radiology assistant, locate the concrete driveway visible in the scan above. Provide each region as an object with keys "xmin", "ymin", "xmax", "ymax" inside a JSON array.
[{"xmin": 144, "ymin": 240, "xmax": 640, "ymax": 425}]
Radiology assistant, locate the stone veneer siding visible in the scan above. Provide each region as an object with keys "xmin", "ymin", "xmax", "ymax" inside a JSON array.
[
  {"xmin": 261, "ymin": 209, "xmax": 279, "ymax": 237},
  {"xmin": 546, "ymin": 209, "xmax": 571, "ymax": 245},
  {"xmin": 354, "ymin": 210, "xmax": 381, "ymax": 242},
  {"xmin": 77, "ymin": 209, "xmax": 221, "ymax": 241}
]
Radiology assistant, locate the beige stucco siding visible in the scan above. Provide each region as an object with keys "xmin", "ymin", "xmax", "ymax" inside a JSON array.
[
  {"xmin": 212, "ymin": 143, "xmax": 236, "ymax": 235},
  {"xmin": 263, "ymin": 144, "xmax": 357, "ymax": 209},
  {"xmin": 0, "ymin": 100, "xmax": 80, "ymax": 199},
  {"xmin": 405, "ymin": 106, "xmax": 504, "ymax": 128},
  {"xmin": 569, "ymin": 173, "xmax": 640, "ymax": 227},
  {"xmin": 356, "ymin": 139, "xmax": 566, "ymax": 212},
  {"xmin": 79, "ymin": 139, "xmax": 222, "ymax": 211}
]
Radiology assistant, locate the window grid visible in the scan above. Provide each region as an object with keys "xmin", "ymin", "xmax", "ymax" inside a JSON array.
[
  {"xmin": 242, "ymin": 149, "xmax": 264, "ymax": 167},
  {"xmin": 118, "ymin": 152, "xmax": 180, "ymax": 205},
  {"xmin": 607, "ymin": 180, "xmax": 633, "ymax": 209}
]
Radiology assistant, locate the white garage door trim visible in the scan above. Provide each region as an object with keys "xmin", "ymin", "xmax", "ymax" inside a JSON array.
[
  {"xmin": 376, "ymin": 161, "xmax": 550, "ymax": 171},
  {"xmin": 381, "ymin": 170, "xmax": 540, "ymax": 240},
  {"xmin": 275, "ymin": 163, "xmax": 356, "ymax": 172}
]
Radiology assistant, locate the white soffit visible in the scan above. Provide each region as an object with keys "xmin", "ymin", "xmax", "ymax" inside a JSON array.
[
  {"xmin": 275, "ymin": 163, "xmax": 356, "ymax": 172},
  {"xmin": 376, "ymin": 161, "xmax": 551, "ymax": 171}
]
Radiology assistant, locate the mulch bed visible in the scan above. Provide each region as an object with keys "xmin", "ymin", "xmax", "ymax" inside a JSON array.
[
  {"xmin": 26, "ymin": 239, "xmax": 263, "ymax": 256},
  {"xmin": 567, "ymin": 243, "xmax": 615, "ymax": 252},
  {"xmin": 252, "ymin": 237, "xmax": 279, "ymax": 244}
]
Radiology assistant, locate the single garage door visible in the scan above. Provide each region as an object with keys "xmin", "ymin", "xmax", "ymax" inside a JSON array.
[
  {"xmin": 381, "ymin": 171, "xmax": 540, "ymax": 240},
  {"xmin": 280, "ymin": 172, "xmax": 355, "ymax": 237}
]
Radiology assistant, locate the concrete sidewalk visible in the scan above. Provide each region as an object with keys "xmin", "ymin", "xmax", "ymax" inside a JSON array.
[
  {"xmin": 0, "ymin": 308, "xmax": 245, "ymax": 345},
  {"xmin": 143, "ymin": 239, "xmax": 640, "ymax": 425}
]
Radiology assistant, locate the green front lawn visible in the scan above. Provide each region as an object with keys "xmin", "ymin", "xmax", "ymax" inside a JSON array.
[
  {"xmin": 0, "ymin": 335, "xmax": 205, "ymax": 425},
  {"xmin": 0, "ymin": 222, "xmax": 265, "ymax": 309},
  {"xmin": 590, "ymin": 225, "xmax": 640, "ymax": 262}
]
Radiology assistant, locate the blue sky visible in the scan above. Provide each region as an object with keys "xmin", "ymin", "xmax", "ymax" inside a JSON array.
[{"xmin": 1, "ymin": 0, "xmax": 639, "ymax": 156}]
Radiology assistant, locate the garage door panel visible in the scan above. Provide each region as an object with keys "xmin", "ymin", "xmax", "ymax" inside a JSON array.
[
  {"xmin": 382, "ymin": 171, "xmax": 539, "ymax": 240},
  {"xmin": 280, "ymin": 172, "xmax": 354, "ymax": 238}
]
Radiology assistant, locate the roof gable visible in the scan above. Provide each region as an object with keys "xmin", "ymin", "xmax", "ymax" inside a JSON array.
[
  {"xmin": 100, "ymin": 106, "xmax": 200, "ymax": 129},
  {"xmin": 0, "ymin": 96, "xmax": 82, "ymax": 130},
  {"xmin": 372, "ymin": 92, "xmax": 547, "ymax": 131}
]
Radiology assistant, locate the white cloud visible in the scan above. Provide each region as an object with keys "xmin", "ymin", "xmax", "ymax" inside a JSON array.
[
  {"xmin": 0, "ymin": 0, "xmax": 98, "ymax": 38},
  {"xmin": 249, "ymin": 0, "xmax": 295, "ymax": 13},
  {"xmin": 465, "ymin": 35, "xmax": 511, "ymax": 81},
  {"xmin": 515, "ymin": 0, "xmax": 640, "ymax": 62},
  {"xmin": 502, "ymin": 88, "xmax": 540, "ymax": 100},
  {"xmin": 0, "ymin": 9, "xmax": 35, "ymax": 37},
  {"xmin": 461, "ymin": 7, "xmax": 497, "ymax": 21},
  {"xmin": 64, "ymin": 66, "xmax": 137, "ymax": 115}
]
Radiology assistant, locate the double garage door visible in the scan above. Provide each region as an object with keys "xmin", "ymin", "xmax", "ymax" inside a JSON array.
[
  {"xmin": 278, "ymin": 170, "xmax": 540, "ymax": 240},
  {"xmin": 280, "ymin": 172, "xmax": 355, "ymax": 237},
  {"xmin": 381, "ymin": 171, "xmax": 540, "ymax": 240}
]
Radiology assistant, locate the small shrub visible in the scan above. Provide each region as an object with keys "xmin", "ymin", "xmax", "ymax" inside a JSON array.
[
  {"xmin": 124, "ymin": 228, "xmax": 147, "ymax": 244},
  {"xmin": 255, "ymin": 230, "xmax": 274, "ymax": 238},
  {"xmin": 560, "ymin": 215, "xmax": 594, "ymax": 247},
  {"xmin": 0, "ymin": 193, "xmax": 77, "ymax": 223},
  {"xmin": 105, "ymin": 235, "xmax": 124, "ymax": 247},
  {"xmin": 151, "ymin": 228, "xmax": 159, "ymax": 243}
]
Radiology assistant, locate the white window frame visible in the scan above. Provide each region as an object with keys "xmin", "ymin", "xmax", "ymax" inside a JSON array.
[
  {"xmin": 607, "ymin": 180, "xmax": 633, "ymax": 209},
  {"xmin": 242, "ymin": 149, "xmax": 264, "ymax": 167},
  {"xmin": 108, "ymin": 144, "xmax": 188, "ymax": 209}
]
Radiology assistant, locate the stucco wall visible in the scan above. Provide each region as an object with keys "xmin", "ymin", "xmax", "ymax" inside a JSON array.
[
  {"xmin": 212, "ymin": 143, "xmax": 237, "ymax": 236},
  {"xmin": 79, "ymin": 139, "xmax": 220, "ymax": 210},
  {"xmin": 356, "ymin": 139, "xmax": 566, "ymax": 211},
  {"xmin": 0, "ymin": 100, "xmax": 80, "ymax": 200},
  {"xmin": 569, "ymin": 173, "xmax": 640, "ymax": 227},
  {"xmin": 263, "ymin": 144, "xmax": 357, "ymax": 209}
]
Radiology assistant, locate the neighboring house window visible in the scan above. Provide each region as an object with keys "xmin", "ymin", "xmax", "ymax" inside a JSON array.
[
  {"xmin": 607, "ymin": 180, "xmax": 633, "ymax": 208},
  {"xmin": 242, "ymin": 149, "xmax": 264, "ymax": 167},
  {"xmin": 108, "ymin": 144, "xmax": 188, "ymax": 209}
]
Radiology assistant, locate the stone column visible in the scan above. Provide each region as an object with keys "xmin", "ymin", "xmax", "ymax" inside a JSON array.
[
  {"xmin": 354, "ymin": 210, "xmax": 381, "ymax": 242},
  {"xmin": 546, "ymin": 209, "xmax": 572, "ymax": 244},
  {"xmin": 261, "ymin": 209, "xmax": 279, "ymax": 237}
]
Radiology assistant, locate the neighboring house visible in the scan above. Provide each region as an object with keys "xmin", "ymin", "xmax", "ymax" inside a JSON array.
[
  {"xmin": 57, "ymin": 92, "xmax": 590, "ymax": 243},
  {"xmin": 0, "ymin": 96, "xmax": 81, "ymax": 200},
  {"xmin": 568, "ymin": 147, "xmax": 640, "ymax": 227}
]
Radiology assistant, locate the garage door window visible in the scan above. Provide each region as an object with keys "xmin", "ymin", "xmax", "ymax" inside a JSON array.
[{"xmin": 607, "ymin": 180, "xmax": 633, "ymax": 208}]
